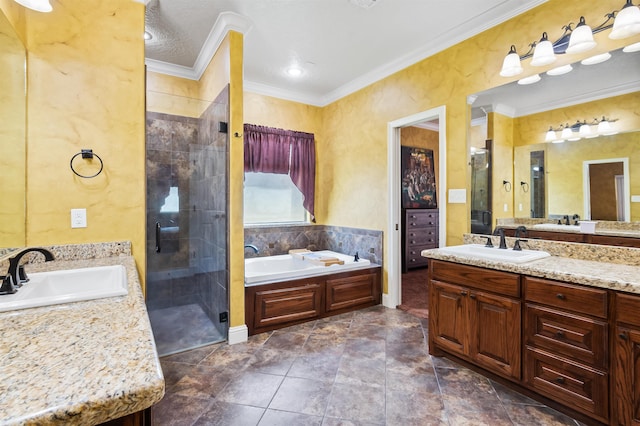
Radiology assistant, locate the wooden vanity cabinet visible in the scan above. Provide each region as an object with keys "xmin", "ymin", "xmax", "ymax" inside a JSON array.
[
  {"xmin": 523, "ymin": 277, "xmax": 609, "ymax": 423},
  {"xmin": 429, "ymin": 260, "xmax": 521, "ymax": 381},
  {"xmin": 613, "ymin": 293, "xmax": 640, "ymax": 426}
]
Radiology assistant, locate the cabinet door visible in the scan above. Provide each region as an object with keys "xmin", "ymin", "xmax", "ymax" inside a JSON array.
[
  {"xmin": 614, "ymin": 326, "xmax": 640, "ymax": 426},
  {"xmin": 429, "ymin": 280, "xmax": 468, "ymax": 356},
  {"xmin": 469, "ymin": 290, "xmax": 521, "ymax": 380},
  {"xmin": 253, "ymin": 283, "xmax": 322, "ymax": 331},
  {"xmin": 325, "ymin": 273, "xmax": 379, "ymax": 313}
]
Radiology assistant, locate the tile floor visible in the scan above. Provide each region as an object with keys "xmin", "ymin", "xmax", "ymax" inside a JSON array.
[{"xmin": 153, "ymin": 305, "xmax": 584, "ymax": 425}]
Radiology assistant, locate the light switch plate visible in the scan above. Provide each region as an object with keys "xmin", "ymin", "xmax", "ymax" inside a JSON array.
[
  {"xmin": 632, "ymin": 195, "xmax": 640, "ymax": 203},
  {"xmin": 71, "ymin": 208, "xmax": 87, "ymax": 228},
  {"xmin": 448, "ymin": 189, "xmax": 466, "ymax": 204}
]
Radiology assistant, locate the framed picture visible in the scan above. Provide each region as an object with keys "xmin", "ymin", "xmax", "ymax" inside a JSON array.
[{"xmin": 401, "ymin": 146, "xmax": 437, "ymax": 209}]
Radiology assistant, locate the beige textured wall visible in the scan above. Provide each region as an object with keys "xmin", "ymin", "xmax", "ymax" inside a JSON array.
[
  {"xmin": 0, "ymin": 5, "xmax": 26, "ymax": 247},
  {"xmin": 22, "ymin": 0, "xmax": 147, "ymax": 284}
]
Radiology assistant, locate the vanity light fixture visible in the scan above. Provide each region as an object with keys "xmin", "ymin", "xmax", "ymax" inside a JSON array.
[
  {"xmin": 518, "ymin": 74, "xmax": 541, "ymax": 85},
  {"xmin": 530, "ymin": 32, "xmax": 557, "ymax": 66},
  {"xmin": 144, "ymin": 31, "xmax": 153, "ymax": 41},
  {"xmin": 546, "ymin": 64, "xmax": 573, "ymax": 76},
  {"xmin": 566, "ymin": 17, "xmax": 597, "ymax": 54},
  {"xmin": 609, "ymin": 0, "xmax": 640, "ymax": 39},
  {"xmin": 581, "ymin": 52, "xmax": 612, "ymax": 65},
  {"xmin": 544, "ymin": 117, "xmax": 619, "ymax": 142},
  {"xmin": 623, "ymin": 41, "xmax": 640, "ymax": 52},
  {"xmin": 499, "ymin": 1, "xmax": 640, "ymax": 78},
  {"xmin": 13, "ymin": 0, "xmax": 52, "ymax": 12}
]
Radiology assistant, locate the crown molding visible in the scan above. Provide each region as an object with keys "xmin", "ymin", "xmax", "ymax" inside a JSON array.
[
  {"xmin": 147, "ymin": 1, "xmax": 546, "ymax": 105},
  {"xmin": 514, "ymin": 81, "xmax": 640, "ymax": 117},
  {"xmin": 145, "ymin": 12, "xmax": 252, "ymax": 81},
  {"xmin": 244, "ymin": 81, "xmax": 325, "ymax": 107}
]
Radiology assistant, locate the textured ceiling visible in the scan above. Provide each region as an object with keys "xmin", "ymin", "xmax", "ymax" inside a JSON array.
[{"xmin": 144, "ymin": 0, "xmax": 548, "ymax": 106}]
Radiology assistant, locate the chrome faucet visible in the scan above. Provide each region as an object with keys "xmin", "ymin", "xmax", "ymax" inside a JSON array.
[
  {"xmin": 2, "ymin": 248, "xmax": 54, "ymax": 295},
  {"xmin": 492, "ymin": 228, "xmax": 508, "ymax": 249},
  {"xmin": 244, "ymin": 244, "xmax": 259, "ymax": 254}
]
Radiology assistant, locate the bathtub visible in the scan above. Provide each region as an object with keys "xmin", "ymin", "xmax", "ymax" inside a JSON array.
[{"xmin": 244, "ymin": 250, "xmax": 373, "ymax": 286}]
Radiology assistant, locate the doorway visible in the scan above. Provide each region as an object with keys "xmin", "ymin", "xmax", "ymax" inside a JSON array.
[
  {"xmin": 386, "ymin": 106, "xmax": 447, "ymax": 309},
  {"xmin": 145, "ymin": 87, "xmax": 230, "ymax": 356},
  {"xmin": 583, "ymin": 158, "xmax": 630, "ymax": 221}
]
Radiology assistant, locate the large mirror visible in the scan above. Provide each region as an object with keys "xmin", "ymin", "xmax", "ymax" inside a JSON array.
[
  {"xmin": 0, "ymin": 8, "xmax": 27, "ymax": 250},
  {"xmin": 470, "ymin": 46, "xmax": 640, "ymax": 225}
]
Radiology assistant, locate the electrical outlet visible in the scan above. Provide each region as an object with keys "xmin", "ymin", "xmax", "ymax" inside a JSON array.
[
  {"xmin": 503, "ymin": 203, "xmax": 508, "ymax": 212},
  {"xmin": 71, "ymin": 208, "xmax": 87, "ymax": 228}
]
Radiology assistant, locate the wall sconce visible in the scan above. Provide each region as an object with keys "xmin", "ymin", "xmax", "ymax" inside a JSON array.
[
  {"xmin": 544, "ymin": 117, "xmax": 619, "ymax": 143},
  {"xmin": 503, "ymin": 180, "xmax": 512, "ymax": 192},
  {"xmin": 500, "ymin": 1, "xmax": 640, "ymax": 78},
  {"xmin": 12, "ymin": 0, "xmax": 52, "ymax": 12}
]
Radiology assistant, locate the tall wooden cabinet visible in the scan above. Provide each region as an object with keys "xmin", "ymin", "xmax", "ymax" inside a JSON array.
[
  {"xmin": 614, "ymin": 293, "xmax": 640, "ymax": 426},
  {"xmin": 402, "ymin": 209, "xmax": 438, "ymax": 272}
]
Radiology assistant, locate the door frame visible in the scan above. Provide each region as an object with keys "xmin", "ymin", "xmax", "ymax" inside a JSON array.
[
  {"xmin": 583, "ymin": 157, "xmax": 630, "ymax": 221},
  {"xmin": 385, "ymin": 106, "xmax": 447, "ymax": 309}
]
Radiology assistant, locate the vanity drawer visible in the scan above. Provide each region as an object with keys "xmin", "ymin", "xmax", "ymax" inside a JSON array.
[
  {"xmin": 406, "ymin": 210, "xmax": 438, "ymax": 228},
  {"xmin": 616, "ymin": 292, "xmax": 640, "ymax": 327},
  {"xmin": 524, "ymin": 277, "xmax": 607, "ymax": 319},
  {"xmin": 431, "ymin": 260, "xmax": 520, "ymax": 297},
  {"xmin": 524, "ymin": 304, "xmax": 608, "ymax": 369},
  {"xmin": 406, "ymin": 228, "xmax": 437, "ymax": 245},
  {"xmin": 524, "ymin": 348, "xmax": 608, "ymax": 422}
]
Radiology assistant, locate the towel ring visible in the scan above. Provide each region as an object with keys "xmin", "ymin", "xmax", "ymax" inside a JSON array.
[
  {"xmin": 70, "ymin": 149, "xmax": 103, "ymax": 178},
  {"xmin": 520, "ymin": 181, "xmax": 530, "ymax": 193}
]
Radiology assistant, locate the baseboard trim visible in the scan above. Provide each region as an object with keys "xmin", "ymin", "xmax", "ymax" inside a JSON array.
[
  {"xmin": 382, "ymin": 293, "xmax": 397, "ymax": 309},
  {"xmin": 228, "ymin": 324, "xmax": 248, "ymax": 345}
]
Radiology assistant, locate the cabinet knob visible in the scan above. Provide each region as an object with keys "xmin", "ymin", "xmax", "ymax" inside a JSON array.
[
  {"xmin": 410, "ymin": 215, "xmax": 416, "ymax": 219},
  {"xmin": 411, "ymin": 240, "xmax": 415, "ymax": 244},
  {"xmin": 555, "ymin": 377, "xmax": 565, "ymax": 385},
  {"xmin": 411, "ymin": 259, "xmax": 416, "ymax": 262},
  {"xmin": 411, "ymin": 222, "xmax": 416, "ymax": 226},
  {"xmin": 619, "ymin": 332, "xmax": 628, "ymax": 341},
  {"xmin": 469, "ymin": 294, "xmax": 476, "ymax": 299},
  {"xmin": 555, "ymin": 331, "xmax": 565, "ymax": 339},
  {"xmin": 556, "ymin": 293, "xmax": 566, "ymax": 300},
  {"xmin": 460, "ymin": 291, "xmax": 468, "ymax": 296}
]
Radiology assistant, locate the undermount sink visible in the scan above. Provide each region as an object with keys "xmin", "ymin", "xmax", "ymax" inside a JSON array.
[
  {"xmin": 0, "ymin": 265, "xmax": 128, "ymax": 312},
  {"xmin": 437, "ymin": 244, "xmax": 551, "ymax": 264},
  {"xmin": 532, "ymin": 224, "xmax": 580, "ymax": 232}
]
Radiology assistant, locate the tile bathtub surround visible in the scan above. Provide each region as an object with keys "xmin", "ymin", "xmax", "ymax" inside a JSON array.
[
  {"xmin": 244, "ymin": 225, "xmax": 383, "ymax": 264},
  {"xmin": 0, "ymin": 255, "xmax": 164, "ymax": 425},
  {"xmin": 153, "ymin": 306, "xmax": 582, "ymax": 426}
]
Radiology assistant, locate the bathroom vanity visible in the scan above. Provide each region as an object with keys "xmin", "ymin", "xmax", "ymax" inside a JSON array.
[
  {"xmin": 424, "ymin": 241, "xmax": 640, "ymax": 426},
  {"xmin": 0, "ymin": 251, "xmax": 164, "ymax": 425}
]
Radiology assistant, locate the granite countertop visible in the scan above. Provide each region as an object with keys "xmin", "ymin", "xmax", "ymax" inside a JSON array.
[
  {"xmin": 422, "ymin": 248, "xmax": 640, "ymax": 295},
  {"xmin": 0, "ymin": 256, "xmax": 165, "ymax": 425},
  {"xmin": 496, "ymin": 223, "xmax": 640, "ymax": 238}
]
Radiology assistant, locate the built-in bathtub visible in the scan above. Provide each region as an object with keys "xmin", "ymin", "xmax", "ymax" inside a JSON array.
[
  {"xmin": 244, "ymin": 250, "xmax": 382, "ymax": 334},
  {"xmin": 244, "ymin": 250, "xmax": 374, "ymax": 286}
]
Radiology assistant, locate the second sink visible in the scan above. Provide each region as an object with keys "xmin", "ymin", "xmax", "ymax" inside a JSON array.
[{"xmin": 435, "ymin": 244, "xmax": 551, "ymax": 264}]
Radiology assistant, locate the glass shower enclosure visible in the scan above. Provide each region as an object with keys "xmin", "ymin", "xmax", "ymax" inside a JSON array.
[{"xmin": 145, "ymin": 87, "xmax": 230, "ymax": 356}]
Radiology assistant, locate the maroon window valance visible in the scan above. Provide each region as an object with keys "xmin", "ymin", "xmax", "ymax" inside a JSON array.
[{"xmin": 244, "ymin": 123, "xmax": 316, "ymax": 221}]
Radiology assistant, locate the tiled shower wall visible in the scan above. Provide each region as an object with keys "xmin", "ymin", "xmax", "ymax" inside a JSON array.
[{"xmin": 244, "ymin": 225, "xmax": 383, "ymax": 264}]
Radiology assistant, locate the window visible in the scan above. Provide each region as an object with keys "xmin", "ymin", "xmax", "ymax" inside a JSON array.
[{"xmin": 244, "ymin": 172, "xmax": 307, "ymax": 224}]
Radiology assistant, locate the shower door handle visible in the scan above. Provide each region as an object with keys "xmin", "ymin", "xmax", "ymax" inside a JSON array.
[{"xmin": 155, "ymin": 222, "xmax": 161, "ymax": 253}]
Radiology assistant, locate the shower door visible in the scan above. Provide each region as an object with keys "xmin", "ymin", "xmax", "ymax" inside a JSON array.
[
  {"xmin": 145, "ymin": 87, "xmax": 229, "ymax": 356},
  {"xmin": 470, "ymin": 140, "xmax": 493, "ymax": 235}
]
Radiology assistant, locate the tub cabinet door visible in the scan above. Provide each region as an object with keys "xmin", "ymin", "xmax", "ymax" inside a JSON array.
[
  {"xmin": 247, "ymin": 282, "xmax": 323, "ymax": 334},
  {"xmin": 325, "ymin": 272, "xmax": 380, "ymax": 314}
]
